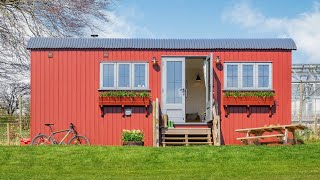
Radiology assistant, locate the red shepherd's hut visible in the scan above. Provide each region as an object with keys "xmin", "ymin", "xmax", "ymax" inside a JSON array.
[{"xmin": 27, "ymin": 38, "xmax": 296, "ymax": 146}]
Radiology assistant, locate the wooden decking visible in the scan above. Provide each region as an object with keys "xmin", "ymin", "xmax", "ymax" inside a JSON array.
[{"xmin": 161, "ymin": 128, "xmax": 212, "ymax": 146}]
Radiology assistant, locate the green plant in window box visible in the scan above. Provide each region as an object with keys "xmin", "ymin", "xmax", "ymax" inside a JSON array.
[
  {"xmin": 100, "ymin": 91, "xmax": 150, "ymax": 99},
  {"xmin": 224, "ymin": 91, "xmax": 274, "ymax": 98},
  {"xmin": 137, "ymin": 91, "xmax": 150, "ymax": 98}
]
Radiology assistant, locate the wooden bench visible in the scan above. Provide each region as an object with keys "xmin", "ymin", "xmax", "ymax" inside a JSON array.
[
  {"xmin": 237, "ymin": 134, "xmax": 285, "ymax": 145},
  {"xmin": 235, "ymin": 124, "xmax": 306, "ymax": 145}
]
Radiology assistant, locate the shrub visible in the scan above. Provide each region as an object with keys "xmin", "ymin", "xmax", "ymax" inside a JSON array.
[{"xmin": 122, "ymin": 129, "xmax": 144, "ymax": 142}]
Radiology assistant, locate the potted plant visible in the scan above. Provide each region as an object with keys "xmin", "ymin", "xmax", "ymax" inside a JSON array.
[{"xmin": 122, "ymin": 129, "xmax": 144, "ymax": 146}]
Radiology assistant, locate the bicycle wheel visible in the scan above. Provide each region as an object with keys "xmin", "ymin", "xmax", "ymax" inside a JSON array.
[
  {"xmin": 31, "ymin": 134, "xmax": 53, "ymax": 146},
  {"xmin": 68, "ymin": 135, "xmax": 90, "ymax": 145}
]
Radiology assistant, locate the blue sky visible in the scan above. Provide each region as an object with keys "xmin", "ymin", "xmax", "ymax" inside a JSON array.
[{"xmin": 100, "ymin": 0, "xmax": 320, "ymax": 64}]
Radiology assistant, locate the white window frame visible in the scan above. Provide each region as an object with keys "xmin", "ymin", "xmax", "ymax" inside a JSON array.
[
  {"xmin": 100, "ymin": 62, "xmax": 149, "ymax": 90},
  {"xmin": 132, "ymin": 63, "xmax": 149, "ymax": 90},
  {"xmin": 224, "ymin": 62, "xmax": 272, "ymax": 90},
  {"xmin": 224, "ymin": 63, "xmax": 239, "ymax": 90},
  {"xmin": 100, "ymin": 63, "xmax": 116, "ymax": 90},
  {"xmin": 256, "ymin": 63, "xmax": 272, "ymax": 90}
]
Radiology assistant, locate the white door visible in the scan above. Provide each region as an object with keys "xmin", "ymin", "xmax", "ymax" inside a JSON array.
[
  {"xmin": 162, "ymin": 57, "xmax": 186, "ymax": 123},
  {"xmin": 205, "ymin": 53, "xmax": 213, "ymax": 122}
]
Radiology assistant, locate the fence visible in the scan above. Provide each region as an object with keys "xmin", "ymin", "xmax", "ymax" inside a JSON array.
[{"xmin": 0, "ymin": 121, "xmax": 30, "ymax": 145}]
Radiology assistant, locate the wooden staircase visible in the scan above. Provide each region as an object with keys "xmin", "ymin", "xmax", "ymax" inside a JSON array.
[{"xmin": 161, "ymin": 128, "xmax": 212, "ymax": 146}]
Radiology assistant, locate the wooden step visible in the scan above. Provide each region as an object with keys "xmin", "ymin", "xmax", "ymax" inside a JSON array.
[
  {"xmin": 161, "ymin": 128, "xmax": 212, "ymax": 146},
  {"xmin": 162, "ymin": 137, "xmax": 211, "ymax": 140},
  {"xmin": 161, "ymin": 128, "xmax": 211, "ymax": 135},
  {"xmin": 237, "ymin": 134, "xmax": 284, "ymax": 140},
  {"xmin": 162, "ymin": 142, "xmax": 212, "ymax": 145}
]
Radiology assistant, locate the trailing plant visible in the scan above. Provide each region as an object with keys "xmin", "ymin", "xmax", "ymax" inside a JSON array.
[
  {"xmin": 100, "ymin": 91, "xmax": 150, "ymax": 98},
  {"xmin": 122, "ymin": 129, "xmax": 144, "ymax": 142},
  {"xmin": 224, "ymin": 91, "xmax": 274, "ymax": 98},
  {"xmin": 137, "ymin": 91, "xmax": 150, "ymax": 98}
]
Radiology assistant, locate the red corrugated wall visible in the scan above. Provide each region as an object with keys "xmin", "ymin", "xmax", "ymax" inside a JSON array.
[
  {"xmin": 213, "ymin": 50, "xmax": 292, "ymax": 144},
  {"xmin": 30, "ymin": 49, "xmax": 291, "ymax": 145}
]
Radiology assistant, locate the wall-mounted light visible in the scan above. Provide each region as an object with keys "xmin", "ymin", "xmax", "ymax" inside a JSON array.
[
  {"xmin": 48, "ymin": 52, "xmax": 53, "ymax": 58},
  {"xmin": 152, "ymin": 57, "xmax": 158, "ymax": 65},
  {"xmin": 215, "ymin": 56, "xmax": 221, "ymax": 64},
  {"xmin": 196, "ymin": 74, "xmax": 201, "ymax": 81},
  {"xmin": 103, "ymin": 51, "xmax": 109, "ymax": 58}
]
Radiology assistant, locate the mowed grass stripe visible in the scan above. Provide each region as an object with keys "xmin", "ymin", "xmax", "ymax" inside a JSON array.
[{"xmin": 0, "ymin": 144, "xmax": 320, "ymax": 179}]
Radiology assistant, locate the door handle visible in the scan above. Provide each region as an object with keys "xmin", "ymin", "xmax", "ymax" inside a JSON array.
[{"xmin": 180, "ymin": 88, "xmax": 185, "ymax": 96}]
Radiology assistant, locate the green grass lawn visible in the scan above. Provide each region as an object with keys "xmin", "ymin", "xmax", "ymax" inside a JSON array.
[{"xmin": 1, "ymin": 143, "xmax": 320, "ymax": 179}]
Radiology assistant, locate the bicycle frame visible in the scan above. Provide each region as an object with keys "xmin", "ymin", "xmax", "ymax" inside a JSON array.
[
  {"xmin": 43, "ymin": 125, "xmax": 77, "ymax": 145},
  {"xmin": 48, "ymin": 129, "xmax": 72, "ymax": 145}
]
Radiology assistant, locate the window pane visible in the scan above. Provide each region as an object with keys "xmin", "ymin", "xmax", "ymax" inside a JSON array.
[
  {"xmin": 134, "ymin": 64, "xmax": 146, "ymax": 88},
  {"xmin": 118, "ymin": 64, "xmax": 130, "ymax": 88},
  {"xmin": 242, "ymin": 65, "xmax": 254, "ymax": 88},
  {"xmin": 103, "ymin": 64, "xmax": 114, "ymax": 87},
  {"xmin": 167, "ymin": 61, "xmax": 182, "ymax": 104},
  {"xmin": 258, "ymin": 65, "xmax": 269, "ymax": 88},
  {"xmin": 226, "ymin": 65, "xmax": 238, "ymax": 88}
]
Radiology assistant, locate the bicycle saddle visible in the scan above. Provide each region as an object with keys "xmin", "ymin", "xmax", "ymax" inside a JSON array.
[{"xmin": 45, "ymin": 123, "xmax": 54, "ymax": 126}]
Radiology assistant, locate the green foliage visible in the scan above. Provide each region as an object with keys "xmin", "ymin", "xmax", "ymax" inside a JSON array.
[
  {"xmin": 296, "ymin": 128, "xmax": 320, "ymax": 143},
  {"xmin": 224, "ymin": 91, "xmax": 275, "ymax": 98},
  {"xmin": 122, "ymin": 129, "xmax": 144, "ymax": 142},
  {"xmin": 100, "ymin": 91, "xmax": 150, "ymax": 98},
  {"xmin": 136, "ymin": 91, "xmax": 150, "ymax": 98}
]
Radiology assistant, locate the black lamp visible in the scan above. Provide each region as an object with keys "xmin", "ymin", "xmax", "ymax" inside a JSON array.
[{"xmin": 196, "ymin": 74, "xmax": 201, "ymax": 81}]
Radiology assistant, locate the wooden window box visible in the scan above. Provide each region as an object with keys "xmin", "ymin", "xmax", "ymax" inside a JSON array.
[
  {"xmin": 99, "ymin": 97, "xmax": 151, "ymax": 117},
  {"xmin": 223, "ymin": 96, "xmax": 275, "ymax": 117}
]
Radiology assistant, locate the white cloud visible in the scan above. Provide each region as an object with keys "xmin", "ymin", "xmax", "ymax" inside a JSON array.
[
  {"xmin": 222, "ymin": 1, "xmax": 320, "ymax": 63},
  {"xmin": 89, "ymin": 9, "xmax": 154, "ymax": 38}
]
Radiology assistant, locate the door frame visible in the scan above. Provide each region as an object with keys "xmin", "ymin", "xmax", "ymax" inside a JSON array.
[
  {"xmin": 161, "ymin": 55, "xmax": 214, "ymax": 124},
  {"xmin": 205, "ymin": 53, "xmax": 214, "ymax": 122}
]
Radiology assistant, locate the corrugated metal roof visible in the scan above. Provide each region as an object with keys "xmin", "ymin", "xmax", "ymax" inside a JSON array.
[{"xmin": 27, "ymin": 38, "xmax": 297, "ymax": 50}]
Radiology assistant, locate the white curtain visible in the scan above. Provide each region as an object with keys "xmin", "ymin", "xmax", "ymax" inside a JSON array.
[{"xmin": 203, "ymin": 59, "xmax": 207, "ymax": 88}]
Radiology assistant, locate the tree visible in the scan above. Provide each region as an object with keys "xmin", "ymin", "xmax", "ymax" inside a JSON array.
[
  {"xmin": 0, "ymin": 82, "xmax": 29, "ymax": 116},
  {"xmin": 0, "ymin": 0, "xmax": 115, "ymax": 81}
]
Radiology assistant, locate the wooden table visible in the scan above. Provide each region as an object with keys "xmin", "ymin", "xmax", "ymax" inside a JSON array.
[{"xmin": 235, "ymin": 124, "xmax": 306, "ymax": 145}]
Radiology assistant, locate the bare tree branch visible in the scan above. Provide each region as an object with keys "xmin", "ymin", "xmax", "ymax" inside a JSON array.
[
  {"xmin": 0, "ymin": 82, "xmax": 29, "ymax": 115},
  {"xmin": 0, "ymin": 0, "xmax": 116, "ymax": 81}
]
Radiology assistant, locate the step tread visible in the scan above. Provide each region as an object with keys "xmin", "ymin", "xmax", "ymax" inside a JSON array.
[
  {"xmin": 162, "ymin": 142, "xmax": 212, "ymax": 144},
  {"xmin": 162, "ymin": 137, "xmax": 211, "ymax": 140}
]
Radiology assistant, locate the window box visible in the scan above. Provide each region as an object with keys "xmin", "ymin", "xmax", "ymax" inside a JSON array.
[
  {"xmin": 223, "ymin": 96, "xmax": 274, "ymax": 106},
  {"xmin": 99, "ymin": 91, "xmax": 151, "ymax": 117},
  {"xmin": 99, "ymin": 96, "xmax": 150, "ymax": 106},
  {"xmin": 223, "ymin": 91, "xmax": 275, "ymax": 117}
]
